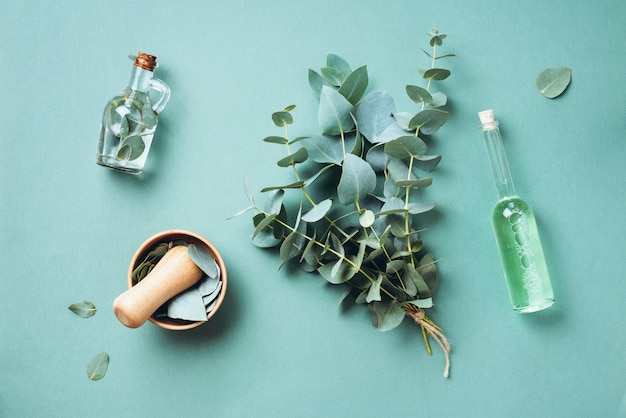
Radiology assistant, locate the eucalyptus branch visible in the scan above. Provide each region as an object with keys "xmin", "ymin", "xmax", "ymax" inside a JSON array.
[{"xmin": 239, "ymin": 30, "xmax": 455, "ymax": 377}]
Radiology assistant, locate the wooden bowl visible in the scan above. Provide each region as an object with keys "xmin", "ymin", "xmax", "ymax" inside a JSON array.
[{"xmin": 127, "ymin": 229, "xmax": 227, "ymax": 330}]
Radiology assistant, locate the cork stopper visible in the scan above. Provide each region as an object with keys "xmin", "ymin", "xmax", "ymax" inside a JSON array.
[
  {"xmin": 133, "ymin": 52, "xmax": 157, "ymax": 72},
  {"xmin": 478, "ymin": 109, "xmax": 497, "ymax": 130}
]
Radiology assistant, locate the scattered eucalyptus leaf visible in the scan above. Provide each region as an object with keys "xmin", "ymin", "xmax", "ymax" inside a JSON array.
[
  {"xmin": 536, "ymin": 67, "xmax": 571, "ymax": 98},
  {"xmin": 68, "ymin": 301, "xmax": 97, "ymax": 318},
  {"xmin": 87, "ymin": 352, "xmax": 109, "ymax": 381}
]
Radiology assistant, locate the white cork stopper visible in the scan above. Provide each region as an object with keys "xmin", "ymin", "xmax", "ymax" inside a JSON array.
[{"xmin": 478, "ymin": 109, "xmax": 497, "ymax": 130}]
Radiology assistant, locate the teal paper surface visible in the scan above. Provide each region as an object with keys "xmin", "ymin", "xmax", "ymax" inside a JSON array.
[{"xmin": 1, "ymin": 1, "xmax": 625, "ymax": 416}]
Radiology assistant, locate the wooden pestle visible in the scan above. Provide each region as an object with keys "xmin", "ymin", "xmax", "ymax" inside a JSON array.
[{"xmin": 113, "ymin": 245, "xmax": 203, "ymax": 328}]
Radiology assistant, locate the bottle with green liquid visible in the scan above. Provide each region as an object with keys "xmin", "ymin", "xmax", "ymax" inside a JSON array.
[{"xmin": 479, "ymin": 109, "xmax": 554, "ymax": 313}]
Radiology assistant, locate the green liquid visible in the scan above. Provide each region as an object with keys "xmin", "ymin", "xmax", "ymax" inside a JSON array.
[{"xmin": 492, "ymin": 196, "xmax": 554, "ymax": 312}]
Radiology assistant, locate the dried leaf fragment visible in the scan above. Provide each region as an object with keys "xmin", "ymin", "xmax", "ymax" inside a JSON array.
[
  {"xmin": 68, "ymin": 301, "xmax": 97, "ymax": 318},
  {"xmin": 87, "ymin": 352, "xmax": 109, "ymax": 381}
]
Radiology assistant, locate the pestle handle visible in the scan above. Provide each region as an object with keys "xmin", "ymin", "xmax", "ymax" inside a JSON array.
[{"xmin": 113, "ymin": 245, "xmax": 203, "ymax": 328}]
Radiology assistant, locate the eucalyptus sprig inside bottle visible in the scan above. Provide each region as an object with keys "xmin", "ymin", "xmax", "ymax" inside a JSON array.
[
  {"xmin": 95, "ymin": 52, "xmax": 171, "ymax": 174},
  {"xmin": 478, "ymin": 109, "xmax": 554, "ymax": 312},
  {"xmin": 235, "ymin": 30, "xmax": 454, "ymax": 377}
]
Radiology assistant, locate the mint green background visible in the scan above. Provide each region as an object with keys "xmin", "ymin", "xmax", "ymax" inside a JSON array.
[{"xmin": 1, "ymin": 1, "xmax": 625, "ymax": 417}]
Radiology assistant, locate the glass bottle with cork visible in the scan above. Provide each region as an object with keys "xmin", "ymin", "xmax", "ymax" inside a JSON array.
[
  {"xmin": 479, "ymin": 109, "xmax": 555, "ymax": 313},
  {"xmin": 95, "ymin": 52, "xmax": 170, "ymax": 174}
]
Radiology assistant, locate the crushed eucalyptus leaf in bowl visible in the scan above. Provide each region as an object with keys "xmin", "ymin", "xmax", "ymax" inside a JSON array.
[{"xmin": 123, "ymin": 229, "xmax": 227, "ymax": 331}]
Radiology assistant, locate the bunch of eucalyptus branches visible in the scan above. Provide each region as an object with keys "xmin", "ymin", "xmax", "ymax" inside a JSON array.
[{"xmin": 237, "ymin": 30, "xmax": 454, "ymax": 377}]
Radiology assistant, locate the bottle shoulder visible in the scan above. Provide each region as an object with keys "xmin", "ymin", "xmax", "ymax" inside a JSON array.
[{"xmin": 492, "ymin": 196, "xmax": 534, "ymax": 218}]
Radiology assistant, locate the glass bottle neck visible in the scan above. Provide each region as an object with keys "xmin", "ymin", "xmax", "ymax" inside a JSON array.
[
  {"xmin": 481, "ymin": 122, "xmax": 516, "ymax": 199},
  {"xmin": 127, "ymin": 66, "xmax": 153, "ymax": 93}
]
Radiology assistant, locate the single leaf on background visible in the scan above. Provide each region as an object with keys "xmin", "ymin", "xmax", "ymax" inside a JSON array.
[
  {"xmin": 338, "ymin": 65, "xmax": 368, "ymax": 105},
  {"xmin": 536, "ymin": 67, "xmax": 571, "ymax": 98},
  {"xmin": 87, "ymin": 352, "xmax": 109, "ymax": 381},
  {"xmin": 68, "ymin": 301, "xmax": 96, "ymax": 318},
  {"xmin": 277, "ymin": 147, "xmax": 308, "ymax": 167},
  {"xmin": 408, "ymin": 109, "xmax": 450, "ymax": 135},
  {"xmin": 337, "ymin": 154, "xmax": 376, "ymax": 205},
  {"xmin": 302, "ymin": 199, "xmax": 333, "ymax": 222},
  {"xmin": 318, "ymin": 85, "xmax": 355, "ymax": 135},
  {"xmin": 188, "ymin": 244, "xmax": 219, "ymax": 278},
  {"xmin": 372, "ymin": 300, "xmax": 405, "ymax": 332}
]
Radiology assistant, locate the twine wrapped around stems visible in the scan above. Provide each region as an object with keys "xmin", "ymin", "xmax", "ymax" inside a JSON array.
[{"xmin": 405, "ymin": 306, "xmax": 451, "ymax": 378}]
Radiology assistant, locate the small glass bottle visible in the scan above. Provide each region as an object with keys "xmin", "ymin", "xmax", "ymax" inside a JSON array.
[
  {"xmin": 95, "ymin": 52, "xmax": 170, "ymax": 174},
  {"xmin": 479, "ymin": 109, "xmax": 554, "ymax": 313}
]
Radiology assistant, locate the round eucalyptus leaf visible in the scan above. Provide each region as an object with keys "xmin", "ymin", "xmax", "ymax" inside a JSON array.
[
  {"xmin": 536, "ymin": 67, "xmax": 571, "ymax": 99},
  {"xmin": 68, "ymin": 301, "xmax": 96, "ymax": 318},
  {"xmin": 272, "ymin": 111, "xmax": 293, "ymax": 127},
  {"xmin": 359, "ymin": 209, "xmax": 375, "ymax": 228},
  {"xmin": 87, "ymin": 352, "xmax": 109, "ymax": 381}
]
